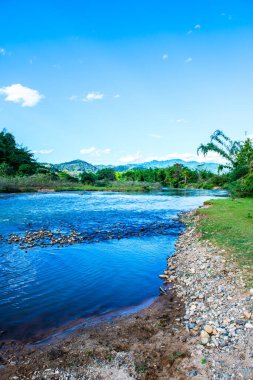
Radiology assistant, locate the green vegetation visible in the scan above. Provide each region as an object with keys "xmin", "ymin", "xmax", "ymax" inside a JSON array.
[
  {"xmin": 0, "ymin": 128, "xmax": 252, "ymax": 195},
  {"xmin": 198, "ymin": 130, "xmax": 253, "ymax": 197},
  {"xmin": 198, "ymin": 198, "xmax": 253, "ymax": 285},
  {"xmin": 0, "ymin": 129, "xmax": 38, "ymax": 175}
]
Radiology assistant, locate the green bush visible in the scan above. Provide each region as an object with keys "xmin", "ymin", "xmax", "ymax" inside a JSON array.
[{"xmin": 229, "ymin": 173, "xmax": 253, "ymax": 197}]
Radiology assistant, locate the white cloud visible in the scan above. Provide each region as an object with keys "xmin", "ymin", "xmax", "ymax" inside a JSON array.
[
  {"xmin": 69, "ymin": 95, "xmax": 78, "ymax": 101},
  {"xmin": 221, "ymin": 13, "xmax": 232, "ymax": 20},
  {"xmin": 83, "ymin": 92, "xmax": 104, "ymax": 102},
  {"xmin": 187, "ymin": 30, "xmax": 193, "ymax": 35},
  {"xmin": 185, "ymin": 57, "xmax": 192, "ymax": 64},
  {"xmin": 162, "ymin": 53, "xmax": 168, "ymax": 60},
  {"xmin": 145, "ymin": 152, "xmax": 226, "ymax": 164},
  {"xmin": 80, "ymin": 147, "xmax": 111, "ymax": 157},
  {"xmin": 0, "ymin": 84, "xmax": 44, "ymax": 107},
  {"xmin": 176, "ymin": 118, "xmax": 187, "ymax": 124},
  {"xmin": 194, "ymin": 24, "xmax": 201, "ymax": 29},
  {"xmin": 33, "ymin": 149, "xmax": 53, "ymax": 154},
  {"xmin": 119, "ymin": 152, "xmax": 142, "ymax": 164},
  {"xmin": 0, "ymin": 48, "xmax": 6, "ymax": 56},
  {"xmin": 148, "ymin": 133, "xmax": 161, "ymax": 139},
  {"xmin": 113, "ymin": 94, "xmax": 120, "ymax": 98}
]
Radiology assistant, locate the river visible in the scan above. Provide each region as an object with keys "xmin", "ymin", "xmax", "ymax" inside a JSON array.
[{"xmin": 0, "ymin": 189, "xmax": 225, "ymax": 341}]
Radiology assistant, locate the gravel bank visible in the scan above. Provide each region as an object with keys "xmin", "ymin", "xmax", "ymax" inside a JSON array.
[{"xmin": 166, "ymin": 210, "xmax": 253, "ymax": 379}]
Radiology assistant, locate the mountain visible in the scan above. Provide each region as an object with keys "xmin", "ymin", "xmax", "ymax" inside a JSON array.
[
  {"xmin": 42, "ymin": 159, "xmax": 220, "ymax": 175},
  {"xmin": 42, "ymin": 160, "xmax": 98, "ymax": 174},
  {"xmin": 97, "ymin": 159, "xmax": 220, "ymax": 173}
]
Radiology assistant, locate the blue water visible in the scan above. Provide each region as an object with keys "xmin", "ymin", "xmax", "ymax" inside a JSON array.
[{"xmin": 0, "ymin": 190, "xmax": 225, "ymax": 340}]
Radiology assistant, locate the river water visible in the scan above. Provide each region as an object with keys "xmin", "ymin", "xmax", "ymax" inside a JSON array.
[{"xmin": 0, "ymin": 189, "xmax": 225, "ymax": 341}]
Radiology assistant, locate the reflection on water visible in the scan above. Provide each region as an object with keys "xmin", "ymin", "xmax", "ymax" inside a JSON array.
[{"xmin": 0, "ymin": 189, "xmax": 225, "ymax": 340}]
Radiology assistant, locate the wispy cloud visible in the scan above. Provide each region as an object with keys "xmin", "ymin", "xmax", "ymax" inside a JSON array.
[
  {"xmin": 162, "ymin": 53, "xmax": 168, "ymax": 60},
  {"xmin": 221, "ymin": 12, "xmax": 232, "ymax": 21},
  {"xmin": 185, "ymin": 57, "xmax": 192, "ymax": 64},
  {"xmin": 0, "ymin": 84, "xmax": 44, "ymax": 107},
  {"xmin": 68, "ymin": 95, "xmax": 78, "ymax": 101},
  {"xmin": 221, "ymin": 12, "xmax": 232, "ymax": 20},
  {"xmin": 0, "ymin": 48, "xmax": 6, "ymax": 56},
  {"xmin": 113, "ymin": 94, "xmax": 120, "ymax": 98},
  {"xmin": 83, "ymin": 92, "xmax": 104, "ymax": 102},
  {"xmin": 80, "ymin": 147, "xmax": 111, "ymax": 157},
  {"xmin": 119, "ymin": 152, "xmax": 142, "ymax": 164},
  {"xmin": 33, "ymin": 149, "xmax": 53, "ymax": 154},
  {"xmin": 148, "ymin": 133, "xmax": 162, "ymax": 139},
  {"xmin": 187, "ymin": 30, "xmax": 193, "ymax": 35},
  {"xmin": 176, "ymin": 118, "xmax": 187, "ymax": 124},
  {"xmin": 194, "ymin": 24, "xmax": 201, "ymax": 29}
]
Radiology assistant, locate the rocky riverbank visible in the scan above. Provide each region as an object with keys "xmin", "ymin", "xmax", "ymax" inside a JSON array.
[
  {"xmin": 1, "ymin": 209, "xmax": 252, "ymax": 379},
  {"xmin": 165, "ymin": 210, "xmax": 253, "ymax": 379}
]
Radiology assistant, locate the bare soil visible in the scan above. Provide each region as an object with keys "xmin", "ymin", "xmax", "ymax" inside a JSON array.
[{"xmin": 0, "ymin": 291, "xmax": 195, "ymax": 380}]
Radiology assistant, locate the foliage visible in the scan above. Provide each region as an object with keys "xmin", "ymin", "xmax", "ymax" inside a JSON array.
[
  {"xmin": 0, "ymin": 129, "xmax": 38, "ymax": 175},
  {"xmin": 58, "ymin": 171, "xmax": 78, "ymax": 182},
  {"xmin": 228, "ymin": 173, "xmax": 253, "ymax": 198},
  {"xmin": 80, "ymin": 171, "xmax": 96, "ymax": 185},
  {"xmin": 96, "ymin": 168, "xmax": 116, "ymax": 181},
  {"xmin": 197, "ymin": 130, "xmax": 242, "ymax": 171},
  {"xmin": 198, "ymin": 130, "xmax": 253, "ymax": 197}
]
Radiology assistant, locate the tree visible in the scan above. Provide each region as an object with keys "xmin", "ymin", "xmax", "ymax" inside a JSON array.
[
  {"xmin": 0, "ymin": 129, "xmax": 38, "ymax": 175},
  {"xmin": 96, "ymin": 168, "xmax": 116, "ymax": 181},
  {"xmin": 197, "ymin": 130, "xmax": 241, "ymax": 172},
  {"xmin": 80, "ymin": 171, "xmax": 96, "ymax": 185},
  {"xmin": 58, "ymin": 171, "xmax": 78, "ymax": 182}
]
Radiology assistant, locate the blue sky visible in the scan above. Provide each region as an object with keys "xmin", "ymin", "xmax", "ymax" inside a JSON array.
[{"xmin": 0, "ymin": 0, "xmax": 253, "ymax": 165}]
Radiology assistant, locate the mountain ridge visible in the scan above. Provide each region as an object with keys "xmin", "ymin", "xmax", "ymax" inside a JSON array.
[{"xmin": 42, "ymin": 158, "xmax": 220, "ymax": 174}]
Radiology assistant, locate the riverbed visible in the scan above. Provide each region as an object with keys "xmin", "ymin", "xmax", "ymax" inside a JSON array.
[{"xmin": 0, "ymin": 189, "xmax": 225, "ymax": 341}]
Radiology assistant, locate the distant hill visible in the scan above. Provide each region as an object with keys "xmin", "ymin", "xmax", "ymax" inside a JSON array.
[
  {"xmin": 42, "ymin": 158, "xmax": 220, "ymax": 175},
  {"xmin": 97, "ymin": 159, "xmax": 220, "ymax": 173},
  {"xmin": 42, "ymin": 160, "xmax": 98, "ymax": 174}
]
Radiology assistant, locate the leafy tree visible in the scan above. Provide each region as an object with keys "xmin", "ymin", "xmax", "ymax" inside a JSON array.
[
  {"xmin": 58, "ymin": 171, "xmax": 78, "ymax": 182},
  {"xmin": 0, "ymin": 129, "xmax": 38, "ymax": 175},
  {"xmin": 80, "ymin": 171, "xmax": 96, "ymax": 185},
  {"xmin": 97, "ymin": 168, "xmax": 116, "ymax": 181},
  {"xmin": 197, "ymin": 130, "xmax": 241, "ymax": 171},
  {"xmin": 0, "ymin": 162, "xmax": 14, "ymax": 176}
]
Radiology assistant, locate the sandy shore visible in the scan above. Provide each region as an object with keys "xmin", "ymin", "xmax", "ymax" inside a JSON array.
[{"xmin": 1, "ymin": 210, "xmax": 253, "ymax": 379}]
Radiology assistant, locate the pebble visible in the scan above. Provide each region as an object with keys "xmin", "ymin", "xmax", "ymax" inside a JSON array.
[{"xmin": 165, "ymin": 210, "xmax": 253, "ymax": 379}]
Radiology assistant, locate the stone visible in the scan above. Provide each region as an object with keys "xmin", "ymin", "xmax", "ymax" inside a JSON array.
[
  {"xmin": 243, "ymin": 311, "xmax": 251, "ymax": 320},
  {"xmin": 201, "ymin": 337, "xmax": 209, "ymax": 345},
  {"xmin": 189, "ymin": 369, "xmax": 198, "ymax": 377},
  {"xmin": 200, "ymin": 330, "xmax": 209, "ymax": 339},
  {"xmin": 159, "ymin": 274, "xmax": 168, "ymax": 280},
  {"xmin": 204, "ymin": 325, "xmax": 213, "ymax": 334},
  {"xmin": 245, "ymin": 323, "xmax": 253, "ymax": 329}
]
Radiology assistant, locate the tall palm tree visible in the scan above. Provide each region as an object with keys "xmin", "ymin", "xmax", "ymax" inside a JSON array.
[{"xmin": 197, "ymin": 130, "xmax": 241, "ymax": 172}]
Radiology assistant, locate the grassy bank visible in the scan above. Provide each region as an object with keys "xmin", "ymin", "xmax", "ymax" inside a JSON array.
[
  {"xmin": 0, "ymin": 176, "xmax": 161, "ymax": 193},
  {"xmin": 198, "ymin": 198, "xmax": 253, "ymax": 285}
]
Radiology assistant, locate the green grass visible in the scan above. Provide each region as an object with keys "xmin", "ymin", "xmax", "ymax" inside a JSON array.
[{"xmin": 198, "ymin": 198, "xmax": 253, "ymax": 285}]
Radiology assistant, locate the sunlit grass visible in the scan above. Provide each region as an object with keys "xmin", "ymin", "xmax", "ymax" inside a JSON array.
[{"xmin": 198, "ymin": 198, "xmax": 253, "ymax": 285}]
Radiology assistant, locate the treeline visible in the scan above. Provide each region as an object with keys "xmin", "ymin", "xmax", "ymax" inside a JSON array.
[
  {"xmin": 0, "ymin": 128, "xmax": 252, "ymax": 196},
  {"xmin": 80, "ymin": 165, "xmax": 220, "ymax": 189}
]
